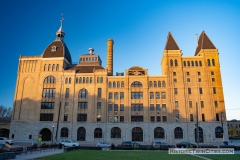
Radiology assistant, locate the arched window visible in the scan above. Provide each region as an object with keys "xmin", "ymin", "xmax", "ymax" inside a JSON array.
[
  {"xmin": 65, "ymin": 78, "xmax": 68, "ymax": 84},
  {"xmin": 162, "ymin": 81, "xmax": 166, "ymax": 87},
  {"xmin": 52, "ymin": 64, "xmax": 55, "ymax": 71},
  {"xmin": 48, "ymin": 64, "xmax": 51, "ymax": 71},
  {"xmin": 100, "ymin": 77, "xmax": 103, "ymax": 83},
  {"xmin": 43, "ymin": 76, "xmax": 56, "ymax": 84},
  {"xmin": 121, "ymin": 81, "xmax": 124, "ymax": 88},
  {"xmin": 191, "ymin": 61, "xmax": 194, "ymax": 66},
  {"xmin": 76, "ymin": 77, "xmax": 78, "ymax": 83},
  {"xmin": 108, "ymin": 82, "xmax": 112, "ymax": 88},
  {"xmin": 79, "ymin": 77, "xmax": 82, "ymax": 83},
  {"xmin": 61, "ymin": 127, "xmax": 68, "ymax": 137},
  {"xmin": 154, "ymin": 81, "xmax": 157, "ymax": 87},
  {"xmin": 174, "ymin": 59, "xmax": 178, "ymax": 66},
  {"xmin": 78, "ymin": 89, "xmax": 88, "ymax": 98},
  {"xmin": 194, "ymin": 127, "xmax": 204, "ymax": 143},
  {"xmin": 94, "ymin": 128, "xmax": 102, "ymax": 138},
  {"xmin": 44, "ymin": 64, "xmax": 47, "ymax": 71},
  {"xmin": 56, "ymin": 64, "xmax": 59, "ymax": 71},
  {"xmin": 154, "ymin": 127, "xmax": 165, "ymax": 138},
  {"xmin": 158, "ymin": 81, "xmax": 161, "ymax": 87},
  {"xmin": 199, "ymin": 61, "xmax": 202, "ymax": 66},
  {"xmin": 113, "ymin": 82, "xmax": 116, "ymax": 88},
  {"xmin": 109, "ymin": 92, "xmax": 112, "ymax": 99},
  {"xmin": 212, "ymin": 59, "xmax": 215, "ymax": 66},
  {"xmin": 149, "ymin": 81, "xmax": 152, "ymax": 87},
  {"xmin": 131, "ymin": 81, "xmax": 143, "ymax": 87},
  {"xmin": 183, "ymin": 61, "xmax": 186, "ymax": 67},
  {"xmin": 86, "ymin": 77, "xmax": 89, "ymax": 83},
  {"xmin": 170, "ymin": 59, "xmax": 173, "ymax": 66},
  {"xmin": 111, "ymin": 127, "xmax": 121, "ymax": 138},
  {"xmin": 174, "ymin": 127, "xmax": 183, "ymax": 139},
  {"xmin": 132, "ymin": 127, "xmax": 143, "ymax": 141},
  {"xmin": 215, "ymin": 126, "xmax": 223, "ymax": 138},
  {"xmin": 195, "ymin": 61, "xmax": 198, "ymax": 66},
  {"xmin": 114, "ymin": 92, "xmax": 118, "ymax": 99},
  {"xmin": 187, "ymin": 61, "xmax": 190, "ymax": 66},
  {"xmin": 83, "ymin": 77, "xmax": 85, "ymax": 83},
  {"xmin": 90, "ymin": 77, "xmax": 92, "ymax": 83},
  {"xmin": 77, "ymin": 127, "xmax": 86, "ymax": 141},
  {"xmin": 69, "ymin": 77, "xmax": 72, "ymax": 84},
  {"xmin": 207, "ymin": 59, "xmax": 211, "ymax": 66},
  {"xmin": 97, "ymin": 77, "xmax": 100, "ymax": 83},
  {"xmin": 117, "ymin": 81, "xmax": 120, "ymax": 88}
]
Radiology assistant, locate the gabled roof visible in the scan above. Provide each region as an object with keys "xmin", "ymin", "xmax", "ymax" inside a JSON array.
[
  {"xmin": 195, "ymin": 31, "xmax": 216, "ymax": 56},
  {"xmin": 164, "ymin": 32, "xmax": 180, "ymax": 50}
]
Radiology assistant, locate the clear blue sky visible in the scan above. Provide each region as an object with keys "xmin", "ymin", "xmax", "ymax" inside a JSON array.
[{"xmin": 0, "ymin": 0, "xmax": 239, "ymax": 120}]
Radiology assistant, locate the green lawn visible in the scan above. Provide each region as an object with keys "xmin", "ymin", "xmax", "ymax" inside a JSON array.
[
  {"xmin": 36, "ymin": 150, "xmax": 201, "ymax": 160},
  {"xmin": 198, "ymin": 154, "xmax": 240, "ymax": 160}
]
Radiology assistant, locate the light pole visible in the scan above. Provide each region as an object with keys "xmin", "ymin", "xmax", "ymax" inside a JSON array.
[
  {"xmin": 52, "ymin": 125, "xmax": 55, "ymax": 144},
  {"xmin": 221, "ymin": 112, "xmax": 224, "ymax": 141}
]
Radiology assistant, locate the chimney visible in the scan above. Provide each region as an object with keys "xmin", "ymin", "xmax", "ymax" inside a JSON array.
[
  {"xmin": 89, "ymin": 48, "xmax": 94, "ymax": 55},
  {"xmin": 107, "ymin": 39, "xmax": 114, "ymax": 76}
]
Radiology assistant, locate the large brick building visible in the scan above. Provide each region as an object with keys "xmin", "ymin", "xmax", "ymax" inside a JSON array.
[{"xmin": 10, "ymin": 19, "xmax": 228, "ymax": 144}]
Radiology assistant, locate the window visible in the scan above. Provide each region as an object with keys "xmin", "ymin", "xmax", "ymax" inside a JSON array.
[
  {"xmin": 163, "ymin": 116, "xmax": 167, "ymax": 122},
  {"xmin": 113, "ymin": 82, "xmax": 116, "ymax": 88},
  {"xmin": 156, "ymin": 92, "xmax": 160, "ymax": 99},
  {"xmin": 65, "ymin": 88, "xmax": 69, "ymax": 98},
  {"xmin": 212, "ymin": 59, "xmax": 215, "ymax": 66},
  {"xmin": 97, "ymin": 114, "xmax": 101, "ymax": 122},
  {"xmin": 154, "ymin": 81, "xmax": 157, "ymax": 87},
  {"xmin": 100, "ymin": 77, "xmax": 103, "ymax": 83},
  {"xmin": 78, "ymin": 102, "xmax": 87, "ymax": 109},
  {"xmin": 78, "ymin": 89, "xmax": 88, "ymax": 98},
  {"xmin": 162, "ymin": 104, "xmax": 166, "ymax": 111},
  {"xmin": 211, "ymin": 71, "xmax": 214, "ymax": 75},
  {"xmin": 212, "ymin": 78, "xmax": 215, "ymax": 82},
  {"xmin": 161, "ymin": 92, "xmax": 166, "ymax": 99},
  {"xmin": 131, "ymin": 104, "xmax": 143, "ymax": 111},
  {"xmin": 109, "ymin": 92, "xmax": 112, "ymax": 99},
  {"xmin": 117, "ymin": 81, "xmax": 120, "ymax": 88},
  {"xmin": 187, "ymin": 78, "xmax": 190, "ymax": 82},
  {"xmin": 183, "ymin": 61, "xmax": 186, "ymax": 66},
  {"xmin": 114, "ymin": 104, "xmax": 118, "ymax": 111},
  {"xmin": 41, "ymin": 102, "xmax": 54, "ymax": 109},
  {"xmin": 108, "ymin": 104, "xmax": 112, "ymax": 111},
  {"xmin": 214, "ymin": 101, "xmax": 218, "ymax": 107},
  {"xmin": 97, "ymin": 77, "xmax": 99, "ymax": 83},
  {"xmin": 90, "ymin": 77, "xmax": 92, "ymax": 83},
  {"xmin": 131, "ymin": 92, "xmax": 143, "ymax": 99},
  {"xmin": 43, "ymin": 76, "xmax": 56, "ymax": 84},
  {"xmin": 150, "ymin": 104, "xmax": 154, "ymax": 111},
  {"xmin": 195, "ymin": 61, "xmax": 198, "ymax": 66},
  {"xmin": 86, "ymin": 77, "xmax": 89, "ymax": 83},
  {"xmin": 56, "ymin": 64, "xmax": 59, "ymax": 71},
  {"xmin": 158, "ymin": 81, "xmax": 161, "ymax": 87},
  {"xmin": 114, "ymin": 116, "xmax": 118, "ymax": 122},
  {"xmin": 175, "ymin": 59, "xmax": 178, "ymax": 66},
  {"xmin": 42, "ymin": 88, "xmax": 56, "ymax": 98},
  {"xmin": 40, "ymin": 114, "xmax": 53, "ymax": 121},
  {"xmin": 48, "ymin": 64, "xmax": 51, "ymax": 71},
  {"xmin": 79, "ymin": 77, "xmax": 82, "ymax": 83},
  {"xmin": 98, "ymin": 88, "xmax": 102, "ymax": 98},
  {"xmin": 83, "ymin": 77, "xmax": 85, "ymax": 83},
  {"xmin": 149, "ymin": 81, "xmax": 152, "ymax": 87},
  {"xmin": 120, "ymin": 116, "xmax": 124, "ymax": 122},
  {"xmin": 199, "ymin": 61, "xmax": 202, "ymax": 66},
  {"xmin": 76, "ymin": 77, "xmax": 78, "ymax": 83},
  {"xmin": 162, "ymin": 81, "xmax": 166, "ymax": 87},
  {"xmin": 120, "ymin": 104, "xmax": 124, "ymax": 111},
  {"xmin": 198, "ymin": 78, "xmax": 201, "ymax": 82},
  {"xmin": 175, "ymin": 101, "xmax": 179, "ymax": 108},
  {"xmin": 216, "ymin": 113, "xmax": 219, "ymax": 121},
  {"xmin": 200, "ymin": 101, "xmax": 204, "ymax": 108},
  {"xmin": 187, "ymin": 72, "xmax": 190, "ymax": 75},
  {"xmin": 131, "ymin": 116, "xmax": 143, "ymax": 122},
  {"xmin": 94, "ymin": 128, "xmax": 102, "ymax": 138},
  {"xmin": 189, "ymin": 101, "xmax": 192, "ymax": 108},
  {"xmin": 213, "ymin": 87, "xmax": 216, "ymax": 94},
  {"xmin": 157, "ymin": 116, "xmax": 161, "ymax": 122},
  {"xmin": 190, "ymin": 114, "xmax": 193, "ymax": 121},
  {"xmin": 61, "ymin": 128, "xmax": 68, "ymax": 137},
  {"xmin": 97, "ymin": 102, "xmax": 101, "ymax": 109},
  {"xmin": 120, "ymin": 92, "xmax": 124, "ymax": 99},
  {"xmin": 198, "ymin": 72, "xmax": 201, "ymax": 75},
  {"xmin": 131, "ymin": 81, "xmax": 142, "ymax": 87},
  {"xmin": 176, "ymin": 114, "xmax": 179, "ymax": 122},
  {"xmin": 202, "ymin": 114, "xmax": 205, "ymax": 121},
  {"xmin": 108, "ymin": 116, "xmax": 112, "ymax": 122},
  {"xmin": 150, "ymin": 92, "xmax": 154, "ymax": 99},
  {"xmin": 111, "ymin": 127, "xmax": 121, "ymax": 138},
  {"xmin": 199, "ymin": 87, "xmax": 203, "ymax": 94},
  {"xmin": 174, "ymin": 78, "xmax": 177, "ymax": 82},
  {"xmin": 173, "ymin": 72, "xmax": 176, "ymax": 76},
  {"xmin": 174, "ymin": 88, "xmax": 178, "ymax": 94},
  {"xmin": 191, "ymin": 61, "xmax": 194, "ymax": 66},
  {"xmin": 114, "ymin": 92, "xmax": 118, "ymax": 99},
  {"xmin": 121, "ymin": 81, "xmax": 124, "ymax": 88},
  {"xmin": 69, "ymin": 77, "xmax": 72, "ymax": 84},
  {"xmin": 151, "ymin": 116, "xmax": 155, "ymax": 122},
  {"xmin": 156, "ymin": 104, "xmax": 160, "ymax": 111},
  {"xmin": 174, "ymin": 127, "xmax": 183, "ymax": 139},
  {"xmin": 64, "ymin": 114, "xmax": 68, "ymax": 121},
  {"xmin": 188, "ymin": 88, "xmax": 191, "ymax": 94},
  {"xmin": 187, "ymin": 61, "xmax": 190, "ymax": 66},
  {"xmin": 207, "ymin": 59, "xmax": 211, "ymax": 66},
  {"xmin": 170, "ymin": 59, "xmax": 173, "ymax": 66},
  {"xmin": 44, "ymin": 64, "xmax": 47, "ymax": 71},
  {"xmin": 108, "ymin": 82, "xmax": 112, "ymax": 88},
  {"xmin": 64, "ymin": 102, "xmax": 68, "ymax": 109},
  {"xmin": 215, "ymin": 126, "xmax": 223, "ymax": 138}
]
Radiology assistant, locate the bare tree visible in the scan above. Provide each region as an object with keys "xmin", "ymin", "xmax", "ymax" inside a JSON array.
[{"xmin": 0, "ymin": 105, "xmax": 12, "ymax": 122}]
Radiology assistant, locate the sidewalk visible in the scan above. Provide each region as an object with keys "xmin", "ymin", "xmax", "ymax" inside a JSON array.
[{"xmin": 10, "ymin": 148, "xmax": 64, "ymax": 160}]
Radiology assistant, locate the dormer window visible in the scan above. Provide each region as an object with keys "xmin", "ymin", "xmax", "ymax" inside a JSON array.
[{"xmin": 51, "ymin": 46, "xmax": 57, "ymax": 52}]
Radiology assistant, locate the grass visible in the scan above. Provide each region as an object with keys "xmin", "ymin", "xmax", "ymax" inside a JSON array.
[
  {"xmin": 36, "ymin": 150, "xmax": 201, "ymax": 160},
  {"xmin": 198, "ymin": 154, "xmax": 240, "ymax": 160}
]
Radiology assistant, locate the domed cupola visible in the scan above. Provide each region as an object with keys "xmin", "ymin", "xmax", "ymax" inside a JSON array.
[{"xmin": 42, "ymin": 15, "xmax": 72, "ymax": 64}]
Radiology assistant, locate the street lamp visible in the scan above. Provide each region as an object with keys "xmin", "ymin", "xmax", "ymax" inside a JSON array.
[
  {"xmin": 220, "ymin": 112, "xmax": 224, "ymax": 141},
  {"xmin": 52, "ymin": 125, "xmax": 55, "ymax": 144}
]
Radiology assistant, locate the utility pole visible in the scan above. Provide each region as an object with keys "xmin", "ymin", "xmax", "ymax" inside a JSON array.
[{"xmin": 196, "ymin": 102, "xmax": 199, "ymax": 148}]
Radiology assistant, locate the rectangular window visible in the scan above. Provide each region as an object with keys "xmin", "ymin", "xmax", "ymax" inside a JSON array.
[
  {"xmin": 174, "ymin": 78, "xmax": 177, "ymax": 82},
  {"xmin": 154, "ymin": 81, "xmax": 157, "ymax": 87},
  {"xmin": 200, "ymin": 101, "xmax": 204, "ymax": 108},
  {"xmin": 151, "ymin": 116, "xmax": 155, "ymax": 122},
  {"xmin": 211, "ymin": 71, "xmax": 214, "ymax": 75},
  {"xmin": 161, "ymin": 92, "xmax": 166, "ymax": 99},
  {"xmin": 120, "ymin": 116, "xmax": 124, "ymax": 122},
  {"xmin": 213, "ymin": 87, "xmax": 216, "ymax": 94},
  {"xmin": 150, "ymin": 104, "xmax": 154, "ymax": 111},
  {"xmin": 120, "ymin": 92, "xmax": 124, "ymax": 99},
  {"xmin": 41, "ymin": 102, "xmax": 54, "ymax": 109},
  {"xmin": 199, "ymin": 87, "xmax": 203, "ymax": 94},
  {"xmin": 202, "ymin": 114, "xmax": 205, "ymax": 121},
  {"xmin": 131, "ymin": 116, "xmax": 143, "ymax": 122},
  {"xmin": 156, "ymin": 104, "xmax": 160, "ymax": 111},
  {"xmin": 97, "ymin": 102, "xmax": 101, "ymax": 109},
  {"xmin": 156, "ymin": 92, "xmax": 160, "ymax": 99},
  {"xmin": 188, "ymin": 88, "xmax": 191, "ymax": 94},
  {"xmin": 97, "ymin": 114, "xmax": 101, "ymax": 122},
  {"xmin": 162, "ymin": 116, "xmax": 167, "ymax": 122},
  {"xmin": 29, "ymin": 135, "xmax": 32, "ymax": 139},
  {"xmin": 78, "ymin": 102, "xmax": 88, "ymax": 109},
  {"xmin": 77, "ymin": 114, "xmax": 87, "ymax": 121},
  {"xmin": 198, "ymin": 78, "xmax": 201, "ymax": 82},
  {"xmin": 42, "ymin": 88, "xmax": 56, "ymax": 98},
  {"xmin": 64, "ymin": 102, "xmax": 68, "ymax": 109},
  {"xmin": 65, "ymin": 88, "xmax": 69, "ymax": 98},
  {"xmin": 131, "ymin": 104, "xmax": 143, "ymax": 111},
  {"xmin": 98, "ymin": 88, "xmax": 102, "ymax": 98},
  {"xmin": 157, "ymin": 116, "xmax": 161, "ymax": 122},
  {"xmin": 187, "ymin": 72, "xmax": 190, "ymax": 75},
  {"xmin": 162, "ymin": 104, "xmax": 166, "ymax": 111},
  {"xmin": 176, "ymin": 114, "xmax": 179, "ymax": 122},
  {"xmin": 40, "ymin": 114, "xmax": 53, "ymax": 121},
  {"xmin": 114, "ymin": 116, "xmax": 118, "ymax": 122},
  {"xmin": 109, "ymin": 92, "xmax": 112, "ymax": 99},
  {"xmin": 175, "ymin": 101, "xmax": 179, "ymax": 108},
  {"xmin": 120, "ymin": 104, "xmax": 124, "ymax": 111},
  {"xmin": 114, "ymin": 92, "xmax": 118, "ymax": 99},
  {"xmin": 189, "ymin": 101, "xmax": 192, "ymax": 108},
  {"xmin": 114, "ymin": 104, "xmax": 118, "ymax": 111},
  {"xmin": 108, "ymin": 104, "xmax": 112, "ymax": 111},
  {"xmin": 187, "ymin": 78, "xmax": 190, "ymax": 82},
  {"xmin": 212, "ymin": 78, "xmax": 215, "ymax": 82},
  {"xmin": 216, "ymin": 113, "xmax": 219, "ymax": 121},
  {"xmin": 214, "ymin": 101, "xmax": 218, "ymax": 107},
  {"xmin": 150, "ymin": 92, "xmax": 154, "ymax": 99},
  {"xmin": 190, "ymin": 114, "xmax": 193, "ymax": 121},
  {"xmin": 173, "ymin": 72, "xmax": 176, "ymax": 76},
  {"xmin": 131, "ymin": 92, "xmax": 143, "ymax": 99},
  {"xmin": 198, "ymin": 72, "xmax": 201, "ymax": 75},
  {"xmin": 108, "ymin": 116, "xmax": 112, "ymax": 122},
  {"xmin": 174, "ymin": 88, "xmax": 178, "ymax": 94},
  {"xmin": 64, "ymin": 114, "xmax": 68, "ymax": 121}
]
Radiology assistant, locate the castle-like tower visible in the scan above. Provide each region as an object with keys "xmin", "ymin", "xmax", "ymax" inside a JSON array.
[{"xmin": 10, "ymin": 19, "xmax": 227, "ymax": 144}]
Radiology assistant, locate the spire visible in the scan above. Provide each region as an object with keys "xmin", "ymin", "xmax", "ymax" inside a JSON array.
[
  {"xmin": 195, "ymin": 31, "xmax": 216, "ymax": 55},
  {"xmin": 164, "ymin": 32, "xmax": 180, "ymax": 50},
  {"xmin": 56, "ymin": 14, "xmax": 65, "ymax": 41}
]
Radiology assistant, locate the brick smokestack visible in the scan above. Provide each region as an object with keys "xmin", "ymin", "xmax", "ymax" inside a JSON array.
[{"xmin": 107, "ymin": 39, "xmax": 114, "ymax": 76}]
